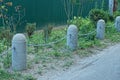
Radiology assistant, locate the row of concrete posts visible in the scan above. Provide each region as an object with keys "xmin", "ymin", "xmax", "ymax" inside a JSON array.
[{"xmin": 12, "ymin": 16, "xmax": 120, "ymax": 71}]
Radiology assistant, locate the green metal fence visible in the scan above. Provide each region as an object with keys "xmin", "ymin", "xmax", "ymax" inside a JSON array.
[
  {"xmin": 22, "ymin": 0, "xmax": 108, "ymax": 25},
  {"xmin": 0, "ymin": 0, "xmax": 108, "ymax": 32}
]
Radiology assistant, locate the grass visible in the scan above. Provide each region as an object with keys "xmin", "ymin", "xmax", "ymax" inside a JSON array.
[
  {"xmin": 63, "ymin": 60, "xmax": 74, "ymax": 69},
  {"xmin": 0, "ymin": 69, "xmax": 20, "ymax": 80},
  {"xmin": 105, "ymin": 21, "xmax": 120, "ymax": 43},
  {"xmin": 0, "ymin": 69, "xmax": 36, "ymax": 80},
  {"xmin": 0, "ymin": 39, "xmax": 8, "ymax": 54}
]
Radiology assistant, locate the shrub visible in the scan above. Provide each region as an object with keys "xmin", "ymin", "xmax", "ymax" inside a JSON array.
[
  {"xmin": 68, "ymin": 17, "xmax": 82, "ymax": 30},
  {"xmin": 69, "ymin": 17, "xmax": 95, "ymax": 33},
  {"xmin": 114, "ymin": 11, "xmax": 120, "ymax": 18},
  {"xmin": 107, "ymin": 11, "xmax": 120, "ymax": 22},
  {"xmin": 89, "ymin": 9, "xmax": 109, "ymax": 24},
  {"xmin": 0, "ymin": 28, "xmax": 13, "ymax": 45},
  {"xmin": 68, "ymin": 17, "xmax": 96, "ymax": 40},
  {"xmin": 26, "ymin": 23, "xmax": 36, "ymax": 38},
  {"xmin": 108, "ymin": 11, "xmax": 120, "ymax": 21},
  {"xmin": 0, "ymin": 39, "xmax": 7, "ymax": 53},
  {"xmin": 0, "ymin": 29, "xmax": 11, "ymax": 39}
]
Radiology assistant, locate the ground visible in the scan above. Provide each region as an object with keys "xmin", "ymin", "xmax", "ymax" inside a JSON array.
[
  {"xmin": 46, "ymin": 43, "xmax": 120, "ymax": 80},
  {"xmin": 16, "ymin": 42, "xmax": 120, "ymax": 80}
]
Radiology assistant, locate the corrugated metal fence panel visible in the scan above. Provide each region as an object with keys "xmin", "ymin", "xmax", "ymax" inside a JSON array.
[
  {"xmin": 74, "ymin": 0, "xmax": 108, "ymax": 17},
  {"xmin": 22, "ymin": 0, "xmax": 108, "ymax": 24},
  {"xmin": 0, "ymin": 0, "xmax": 109, "ymax": 27},
  {"xmin": 23, "ymin": 0, "xmax": 67, "ymax": 24}
]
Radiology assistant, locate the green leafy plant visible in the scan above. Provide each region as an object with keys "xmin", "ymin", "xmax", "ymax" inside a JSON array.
[
  {"xmin": 3, "ymin": 53, "xmax": 11, "ymax": 68},
  {"xmin": 79, "ymin": 39, "xmax": 95, "ymax": 49},
  {"xmin": 0, "ymin": 28, "xmax": 13, "ymax": 49},
  {"xmin": 0, "ymin": 69, "xmax": 16, "ymax": 80},
  {"xmin": 63, "ymin": 60, "xmax": 74, "ymax": 68},
  {"xmin": 0, "ymin": 69, "xmax": 34, "ymax": 80},
  {"xmin": 89, "ymin": 9, "xmax": 109, "ymax": 24},
  {"xmin": 49, "ymin": 50, "xmax": 61, "ymax": 58},
  {"xmin": 106, "ymin": 21, "xmax": 120, "ymax": 42},
  {"xmin": 0, "ymin": 29, "xmax": 12, "ymax": 41},
  {"xmin": 69, "ymin": 17, "xmax": 95, "ymax": 31},
  {"xmin": 26, "ymin": 23, "xmax": 36, "ymax": 38},
  {"xmin": 0, "ymin": 34, "xmax": 11, "ymax": 54},
  {"xmin": 0, "ymin": 39, "xmax": 8, "ymax": 53},
  {"xmin": 113, "ymin": 11, "xmax": 120, "ymax": 18},
  {"xmin": 108, "ymin": 11, "xmax": 120, "ymax": 21},
  {"xmin": 24, "ymin": 75, "xmax": 36, "ymax": 80},
  {"xmin": 69, "ymin": 17, "xmax": 96, "ymax": 40}
]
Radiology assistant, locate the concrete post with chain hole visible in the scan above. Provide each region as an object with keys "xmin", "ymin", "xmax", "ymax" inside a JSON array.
[
  {"xmin": 67, "ymin": 25, "xmax": 78, "ymax": 50},
  {"xmin": 115, "ymin": 16, "xmax": 120, "ymax": 32},
  {"xmin": 96, "ymin": 19, "xmax": 105, "ymax": 40},
  {"xmin": 109, "ymin": 0, "xmax": 114, "ymax": 16},
  {"xmin": 12, "ymin": 33, "xmax": 27, "ymax": 71}
]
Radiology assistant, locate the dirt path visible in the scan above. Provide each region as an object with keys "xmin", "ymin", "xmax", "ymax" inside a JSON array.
[{"xmin": 38, "ymin": 43, "xmax": 120, "ymax": 80}]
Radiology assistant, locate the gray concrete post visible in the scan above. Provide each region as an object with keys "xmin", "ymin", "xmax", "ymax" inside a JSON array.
[
  {"xmin": 67, "ymin": 25, "xmax": 78, "ymax": 50},
  {"xmin": 12, "ymin": 33, "xmax": 27, "ymax": 71},
  {"xmin": 109, "ymin": 0, "xmax": 114, "ymax": 16},
  {"xmin": 96, "ymin": 19, "xmax": 105, "ymax": 40},
  {"xmin": 115, "ymin": 16, "xmax": 120, "ymax": 32}
]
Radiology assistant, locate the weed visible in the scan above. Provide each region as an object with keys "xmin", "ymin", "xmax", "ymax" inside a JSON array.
[
  {"xmin": 34, "ymin": 55, "xmax": 40, "ymax": 64},
  {"xmin": 0, "ymin": 52, "xmax": 11, "ymax": 68},
  {"xmin": 63, "ymin": 60, "xmax": 74, "ymax": 69},
  {"xmin": 105, "ymin": 21, "xmax": 120, "ymax": 43},
  {"xmin": 24, "ymin": 74, "xmax": 36, "ymax": 80},
  {"xmin": 27, "ymin": 62, "xmax": 33, "ymax": 69},
  {"xmin": 37, "ymin": 66, "xmax": 43, "ymax": 75},
  {"xmin": 0, "ymin": 69, "xmax": 36, "ymax": 80},
  {"xmin": 0, "ymin": 39, "xmax": 7, "ymax": 53},
  {"xmin": 77, "ymin": 49, "xmax": 92, "ymax": 57},
  {"xmin": 49, "ymin": 50, "xmax": 62, "ymax": 58},
  {"xmin": 26, "ymin": 23, "xmax": 36, "ymax": 38}
]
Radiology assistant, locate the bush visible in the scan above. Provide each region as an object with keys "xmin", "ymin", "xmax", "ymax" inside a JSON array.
[
  {"xmin": 107, "ymin": 11, "xmax": 120, "ymax": 22},
  {"xmin": 68, "ymin": 17, "xmax": 96, "ymax": 40},
  {"xmin": 89, "ymin": 9, "xmax": 109, "ymax": 24},
  {"xmin": 0, "ymin": 29, "xmax": 11, "ymax": 39},
  {"xmin": 0, "ymin": 39, "xmax": 7, "ymax": 53},
  {"xmin": 114, "ymin": 11, "xmax": 120, "ymax": 18},
  {"xmin": 0, "ymin": 28, "xmax": 13, "ymax": 45},
  {"xmin": 69, "ymin": 17, "xmax": 95, "ymax": 33},
  {"xmin": 26, "ymin": 23, "xmax": 36, "ymax": 38},
  {"xmin": 68, "ymin": 17, "xmax": 82, "ymax": 30}
]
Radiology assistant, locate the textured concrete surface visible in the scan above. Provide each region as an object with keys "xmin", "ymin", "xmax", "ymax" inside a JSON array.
[
  {"xmin": 12, "ymin": 34, "xmax": 27, "ymax": 71},
  {"xmin": 96, "ymin": 19, "xmax": 105, "ymax": 40},
  {"xmin": 52, "ymin": 44, "xmax": 120, "ymax": 80},
  {"xmin": 67, "ymin": 25, "xmax": 78, "ymax": 50}
]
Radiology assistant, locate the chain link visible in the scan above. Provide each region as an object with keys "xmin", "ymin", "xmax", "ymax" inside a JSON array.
[
  {"xmin": 28, "ymin": 36, "xmax": 66, "ymax": 47},
  {"xmin": 28, "ymin": 29, "xmax": 96, "ymax": 47},
  {"xmin": 78, "ymin": 30, "xmax": 96, "ymax": 37}
]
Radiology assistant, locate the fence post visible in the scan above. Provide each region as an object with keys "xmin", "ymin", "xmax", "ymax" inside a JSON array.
[
  {"xmin": 115, "ymin": 16, "xmax": 120, "ymax": 32},
  {"xmin": 96, "ymin": 19, "xmax": 105, "ymax": 40},
  {"xmin": 109, "ymin": 0, "xmax": 114, "ymax": 16},
  {"xmin": 12, "ymin": 33, "xmax": 27, "ymax": 71},
  {"xmin": 67, "ymin": 25, "xmax": 78, "ymax": 50}
]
